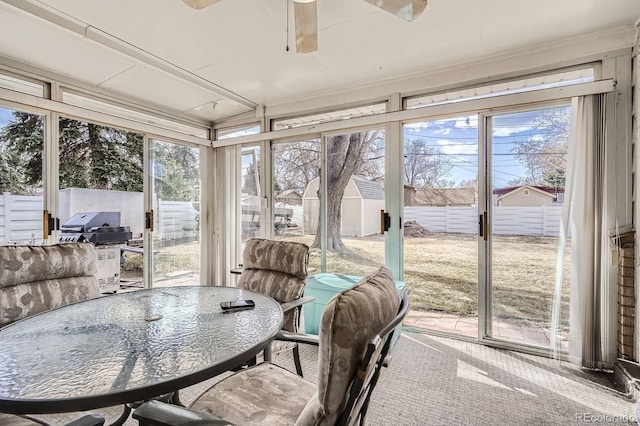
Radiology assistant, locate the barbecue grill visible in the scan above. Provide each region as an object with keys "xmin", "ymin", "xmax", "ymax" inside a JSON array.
[
  {"xmin": 59, "ymin": 211, "xmax": 131, "ymax": 245},
  {"xmin": 59, "ymin": 212, "xmax": 132, "ymax": 293}
]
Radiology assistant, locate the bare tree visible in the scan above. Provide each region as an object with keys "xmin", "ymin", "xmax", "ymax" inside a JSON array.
[
  {"xmin": 403, "ymin": 138, "xmax": 454, "ymax": 188},
  {"xmin": 511, "ymin": 107, "xmax": 569, "ymax": 187},
  {"xmin": 312, "ymin": 131, "xmax": 378, "ymax": 251},
  {"xmin": 273, "ymin": 140, "xmax": 321, "ymax": 196}
]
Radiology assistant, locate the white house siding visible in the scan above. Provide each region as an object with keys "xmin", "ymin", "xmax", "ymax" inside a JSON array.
[
  {"xmin": 341, "ymin": 197, "xmax": 361, "ymax": 236},
  {"xmin": 361, "ymin": 198, "xmax": 385, "ymax": 236},
  {"xmin": 302, "ymin": 177, "xmax": 385, "ymax": 237},
  {"xmin": 498, "ymin": 188, "xmax": 554, "ymax": 207}
]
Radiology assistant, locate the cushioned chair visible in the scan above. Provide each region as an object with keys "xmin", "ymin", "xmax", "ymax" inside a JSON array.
[
  {"xmin": 236, "ymin": 238, "xmax": 313, "ymax": 375},
  {"xmin": 132, "ymin": 266, "xmax": 409, "ymax": 426},
  {"xmin": 0, "ymin": 243, "xmax": 100, "ymax": 327},
  {"xmin": 0, "ymin": 243, "xmax": 105, "ymax": 426}
]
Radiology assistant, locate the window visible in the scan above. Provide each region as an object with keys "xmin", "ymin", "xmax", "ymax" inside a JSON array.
[
  {"xmin": 272, "ymin": 103, "xmax": 386, "ymax": 130},
  {"xmin": 0, "ymin": 72, "xmax": 44, "ymax": 97},
  {"xmin": 217, "ymin": 124, "xmax": 260, "ymax": 140},
  {"xmin": 406, "ymin": 67, "xmax": 594, "ymax": 110},
  {"xmin": 62, "ymin": 91, "xmax": 209, "ymax": 139}
]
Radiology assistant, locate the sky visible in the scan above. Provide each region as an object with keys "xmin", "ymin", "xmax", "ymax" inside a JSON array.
[
  {"xmin": 0, "ymin": 107, "xmax": 13, "ymax": 126},
  {"xmin": 1, "ymin": 105, "xmax": 568, "ymax": 191},
  {"xmin": 403, "ymin": 106, "xmax": 568, "ymax": 189}
]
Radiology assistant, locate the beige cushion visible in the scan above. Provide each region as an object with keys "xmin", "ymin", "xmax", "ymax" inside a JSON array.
[
  {"xmin": 190, "ymin": 363, "xmax": 316, "ymax": 426},
  {"xmin": 0, "ymin": 243, "xmax": 99, "ymax": 326},
  {"xmin": 0, "ymin": 277, "xmax": 99, "ymax": 326},
  {"xmin": 191, "ymin": 266, "xmax": 400, "ymax": 426},
  {"xmin": 0, "ymin": 243, "xmax": 97, "ymax": 287},
  {"xmin": 238, "ymin": 238, "xmax": 310, "ymax": 332},
  {"xmin": 296, "ymin": 266, "xmax": 400, "ymax": 425},
  {"xmin": 241, "ymin": 238, "xmax": 309, "ymax": 280}
]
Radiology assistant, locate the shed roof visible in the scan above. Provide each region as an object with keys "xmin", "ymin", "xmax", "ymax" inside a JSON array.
[{"xmin": 353, "ymin": 176, "xmax": 384, "ymax": 200}]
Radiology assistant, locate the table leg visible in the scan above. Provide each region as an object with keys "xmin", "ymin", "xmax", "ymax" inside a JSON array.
[
  {"xmin": 263, "ymin": 344, "xmax": 272, "ymax": 362},
  {"xmin": 107, "ymin": 405, "xmax": 131, "ymax": 426}
]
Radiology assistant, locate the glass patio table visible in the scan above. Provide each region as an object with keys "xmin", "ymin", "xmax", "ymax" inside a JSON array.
[{"xmin": 0, "ymin": 286, "xmax": 283, "ymax": 415}]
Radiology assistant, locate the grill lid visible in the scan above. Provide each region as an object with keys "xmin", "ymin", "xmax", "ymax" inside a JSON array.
[{"xmin": 61, "ymin": 212, "xmax": 121, "ymax": 232}]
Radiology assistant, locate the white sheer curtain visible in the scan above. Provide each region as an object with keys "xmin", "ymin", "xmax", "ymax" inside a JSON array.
[{"xmin": 552, "ymin": 94, "xmax": 607, "ymax": 368}]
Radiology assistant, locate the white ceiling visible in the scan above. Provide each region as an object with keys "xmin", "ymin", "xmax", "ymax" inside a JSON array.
[{"xmin": 0, "ymin": 0, "xmax": 639, "ymax": 125}]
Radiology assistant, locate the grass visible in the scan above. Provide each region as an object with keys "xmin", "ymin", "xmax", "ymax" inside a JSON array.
[
  {"xmin": 284, "ymin": 232, "xmax": 570, "ymax": 330},
  {"xmin": 123, "ymin": 232, "xmax": 570, "ymax": 330}
]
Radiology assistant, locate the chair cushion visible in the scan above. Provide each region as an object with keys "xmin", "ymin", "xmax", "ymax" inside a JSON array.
[
  {"xmin": 242, "ymin": 238, "xmax": 309, "ymax": 280},
  {"xmin": 190, "ymin": 363, "xmax": 316, "ymax": 426},
  {"xmin": 296, "ymin": 266, "xmax": 400, "ymax": 425},
  {"xmin": 0, "ymin": 243, "xmax": 97, "ymax": 287},
  {"xmin": 0, "ymin": 276, "xmax": 99, "ymax": 326},
  {"xmin": 238, "ymin": 269, "xmax": 304, "ymax": 331}
]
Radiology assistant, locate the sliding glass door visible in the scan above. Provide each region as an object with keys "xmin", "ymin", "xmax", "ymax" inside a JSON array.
[
  {"xmin": 484, "ymin": 104, "xmax": 570, "ymax": 350},
  {"xmin": 0, "ymin": 106, "xmax": 46, "ymax": 245},
  {"xmin": 148, "ymin": 139, "xmax": 201, "ymax": 287},
  {"xmin": 402, "ymin": 116, "xmax": 479, "ymax": 338},
  {"xmin": 401, "ymin": 103, "xmax": 571, "ymax": 351}
]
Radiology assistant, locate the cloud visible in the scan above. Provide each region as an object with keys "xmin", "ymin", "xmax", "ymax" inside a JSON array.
[
  {"xmin": 492, "ymin": 125, "xmax": 535, "ymax": 137},
  {"xmin": 454, "ymin": 115, "xmax": 478, "ymax": 129},
  {"xmin": 492, "ymin": 111, "xmax": 539, "ymax": 136},
  {"xmin": 436, "ymin": 139, "xmax": 478, "ymax": 155}
]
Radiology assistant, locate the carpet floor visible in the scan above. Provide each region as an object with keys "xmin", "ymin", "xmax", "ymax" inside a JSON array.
[{"xmin": 39, "ymin": 330, "xmax": 638, "ymax": 425}]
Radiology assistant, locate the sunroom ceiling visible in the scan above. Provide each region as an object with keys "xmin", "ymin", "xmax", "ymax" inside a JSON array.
[{"xmin": 0, "ymin": 0, "xmax": 638, "ymax": 126}]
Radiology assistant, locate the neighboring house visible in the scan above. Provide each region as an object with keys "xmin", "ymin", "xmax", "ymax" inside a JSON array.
[
  {"xmin": 275, "ymin": 189, "xmax": 302, "ymax": 205},
  {"xmin": 493, "ymin": 185, "xmax": 564, "ymax": 207},
  {"xmin": 405, "ymin": 186, "xmax": 477, "ymax": 207},
  {"xmin": 303, "ymin": 176, "xmax": 384, "ymax": 237}
]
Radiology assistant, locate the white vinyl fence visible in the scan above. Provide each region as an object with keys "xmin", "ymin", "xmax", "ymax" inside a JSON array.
[
  {"xmin": 1, "ymin": 191, "xmax": 566, "ymax": 245},
  {"xmin": 404, "ymin": 205, "xmax": 565, "ymax": 237},
  {"xmin": 0, "ymin": 193, "xmax": 45, "ymax": 245},
  {"xmin": 0, "ymin": 192, "xmax": 199, "ymax": 245}
]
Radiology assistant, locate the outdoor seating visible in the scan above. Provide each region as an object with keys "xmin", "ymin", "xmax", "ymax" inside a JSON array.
[
  {"xmin": 236, "ymin": 237, "xmax": 313, "ymax": 375},
  {"xmin": 132, "ymin": 265, "xmax": 409, "ymax": 426},
  {"xmin": 0, "ymin": 243, "xmax": 100, "ymax": 327},
  {"xmin": 0, "ymin": 243, "xmax": 104, "ymax": 426}
]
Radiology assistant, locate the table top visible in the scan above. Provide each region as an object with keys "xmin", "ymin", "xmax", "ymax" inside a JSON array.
[{"xmin": 0, "ymin": 286, "xmax": 282, "ymax": 415}]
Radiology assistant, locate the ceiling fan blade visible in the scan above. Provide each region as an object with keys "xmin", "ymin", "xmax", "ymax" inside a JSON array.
[
  {"xmin": 182, "ymin": 0, "xmax": 223, "ymax": 10},
  {"xmin": 294, "ymin": 0, "xmax": 318, "ymax": 54},
  {"xmin": 363, "ymin": 0, "xmax": 428, "ymax": 22}
]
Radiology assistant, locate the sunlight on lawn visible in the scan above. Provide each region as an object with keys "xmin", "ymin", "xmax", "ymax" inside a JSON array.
[{"xmin": 124, "ymin": 233, "xmax": 569, "ymax": 329}]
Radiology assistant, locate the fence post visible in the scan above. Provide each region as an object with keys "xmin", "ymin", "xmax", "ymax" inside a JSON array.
[
  {"xmin": 541, "ymin": 205, "xmax": 547, "ymax": 236},
  {"xmin": 2, "ymin": 192, "xmax": 11, "ymax": 244}
]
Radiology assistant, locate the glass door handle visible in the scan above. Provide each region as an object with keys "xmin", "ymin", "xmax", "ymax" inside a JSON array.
[
  {"xmin": 380, "ymin": 210, "xmax": 390, "ymax": 234},
  {"xmin": 479, "ymin": 213, "xmax": 488, "ymax": 241}
]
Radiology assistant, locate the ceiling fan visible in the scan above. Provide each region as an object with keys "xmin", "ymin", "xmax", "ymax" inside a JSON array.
[{"xmin": 182, "ymin": 0, "xmax": 428, "ymax": 54}]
